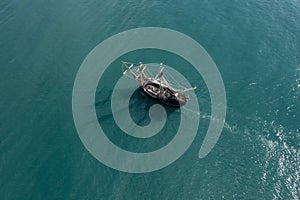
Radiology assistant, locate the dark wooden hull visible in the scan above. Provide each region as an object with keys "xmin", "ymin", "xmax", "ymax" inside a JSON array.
[{"xmin": 139, "ymin": 87, "xmax": 187, "ymax": 108}]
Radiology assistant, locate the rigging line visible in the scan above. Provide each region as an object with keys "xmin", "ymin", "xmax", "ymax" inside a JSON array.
[
  {"xmin": 164, "ymin": 68, "xmax": 182, "ymax": 85},
  {"xmin": 163, "ymin": 74, "xmax": 185, "ymax": 90},
  {"xmin": 164, "ymin": 69, "xmax": 188, "ymax": 90},
  {"xmin": 162, "ymin": 76, "xmax": 173, "ymax": 89},
  {"xmin": 122, "ymin": 62, "xmax": 189, "ymax": 89},
  {"xmin": 144, "ymin": 65, "xmax": 154, "ymax": 78}
]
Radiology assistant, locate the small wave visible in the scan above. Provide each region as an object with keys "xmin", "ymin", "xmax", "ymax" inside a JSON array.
[{"xmin": 243, "ymin": 117, "xmax": 299, "ymax": 199}]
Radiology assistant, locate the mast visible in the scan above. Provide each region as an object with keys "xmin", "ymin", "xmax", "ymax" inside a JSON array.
[
  {"xmin": 138, "ymin": 62, "xmax": 146, "ymax": 85},
  {"xmin": 155, "ymin": 63, "xmax": 165, "ymax": 98},
  {"xmin": 122, "ymin": 61, "xmax": 137, "ymax": 79},
  {"xmin": 122, "ymin": 61, "xmax": 149, "ymax": 86},
  {"xmin": 122, "ymin": 61, "xmax": 196, "ymax": 105}
]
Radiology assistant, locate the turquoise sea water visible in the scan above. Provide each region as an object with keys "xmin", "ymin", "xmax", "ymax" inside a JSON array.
[{"xmin": 1, "ymin": 0, "xmax": 300, "ymax": 199}]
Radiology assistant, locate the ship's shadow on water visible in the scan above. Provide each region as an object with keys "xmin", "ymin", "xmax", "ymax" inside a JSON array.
[
  {"xmin": 129, "ymin": 88, "xmax": 178, "ymax": 126},
  {"xmin": 95, "ymin": 87, "xmax": 181, "ymax": 153}
]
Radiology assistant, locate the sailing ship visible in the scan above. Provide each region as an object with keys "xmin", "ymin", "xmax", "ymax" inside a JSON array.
[{"xmin": 122, "ymin": 61, "xmax": 196, "ymax": 107}]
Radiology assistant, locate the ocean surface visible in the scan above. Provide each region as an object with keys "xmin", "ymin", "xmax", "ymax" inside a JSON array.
[{"xmin": 1, "ymin": 0, "xmax": 300, "ymax": 199}]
